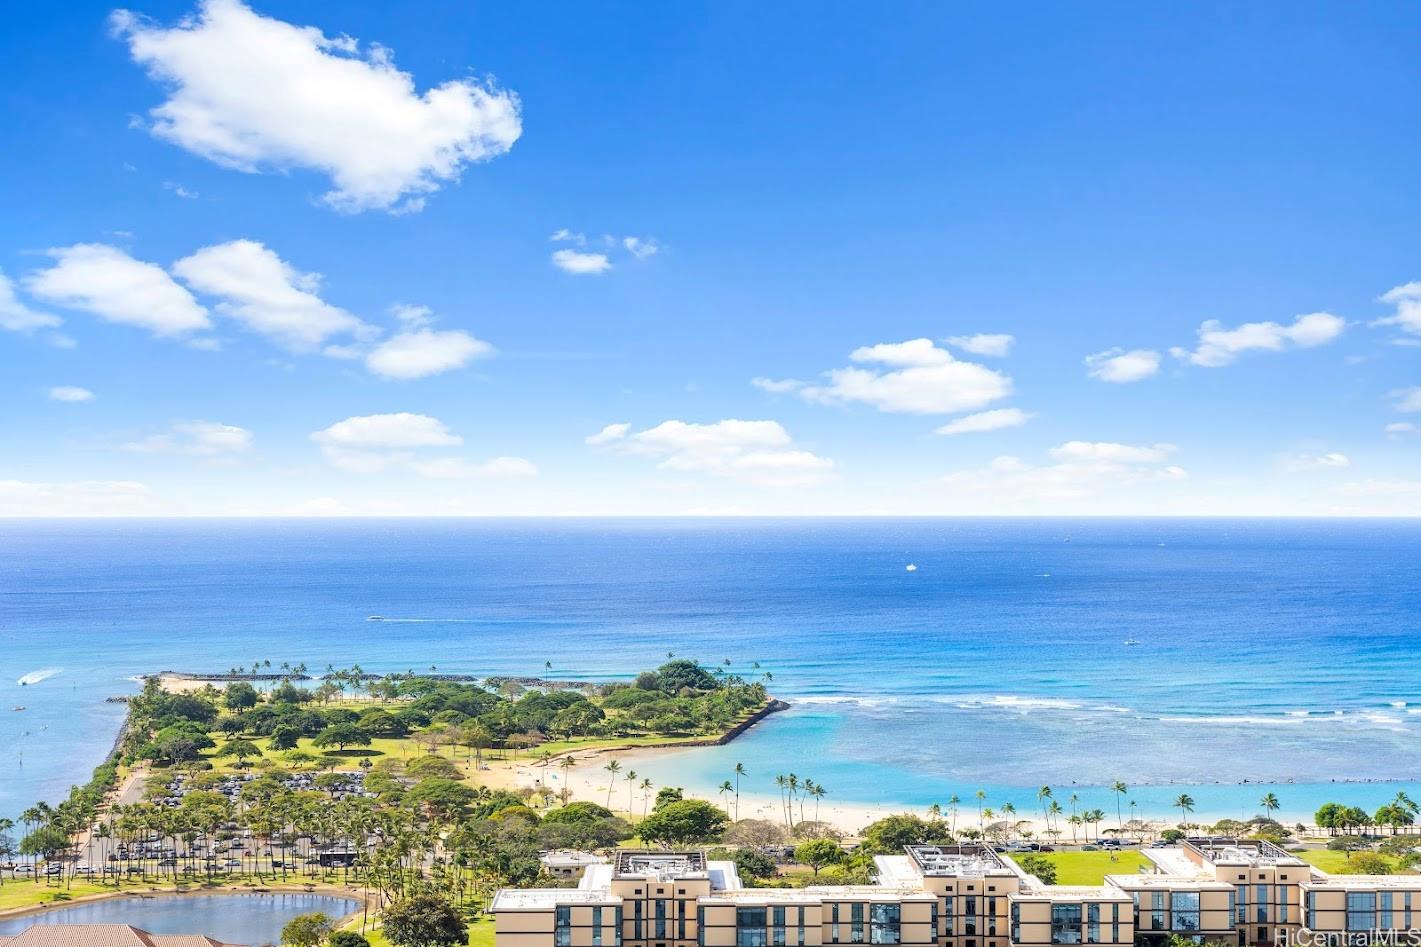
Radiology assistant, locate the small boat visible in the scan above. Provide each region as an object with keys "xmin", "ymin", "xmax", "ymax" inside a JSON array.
[
  {"xmin": 1123, "ymin": 637, "xmax": 1140, "ymax": 646},
  {"xmin": 905, "ymin": 564, "xmax": 918, "ymax": 572},
  {"xmin": 12, "ymin": 706, "xmax": 24, "ymax": 712},
  {"xmin": 367, "ymin": 616, "xmax": 385, "ymax": 622}
]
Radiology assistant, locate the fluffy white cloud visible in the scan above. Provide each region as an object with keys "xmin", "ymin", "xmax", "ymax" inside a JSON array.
[
  {"xmin": 26, "ymin": 244, "xmax": 210, "ymax": 336},
  {"xmin": 934, "ymin": 408, "xmax": 1032, "ymax": 435},
  {"xmin": 551, "ymin": 249, "xmax": 612, "ymax": 275},
  {"xmin": 1386, "ymin": 422, "xmax": 1418, "ymax": 437},
  {"xmin": 313, "ymin": 412, "xmax": 461, "ymax": 450},
  {"xmin": 366, "ymin": 327, "xmax": 492, "ymax": 379},
  {"xmin": 0, "ymin": 271, "xmax": 62, "ymax": 332},
  {"xmin": 49, "ymin": 386, "xmax": 95, "ymax": 403},
  {"xmin": 1084, "ymin": 347, "xmax": 1161, "ymax": 383},
  {"xmin": 410, "ymin": 456, "xmax": 538, "ymax": 479},
  {"xmin": 1170, "ymin": 312, "xmax": 1345, "ymax": 367},
  {"xmin": 1391, "ymin": 387, "xmax": 1421, "ymax": 413},
  {"xmin": 797, "ymin": 338, "xmax": 1011, "ymax": 415},
  {"xmin": 173, "ymin": 239, "xmax": 371, "ymax": 351},
  {"xmin": 622, "ymin": 236, "xmax": 659, "ymax": 259},
  {"xmin": 596, "ymin": 419, "xmax": 834, "ymax": 487},
  {"xmin": 112, "ymin": 0, "xmax": 521, "ymax": 213},
  {"xmin": 946, "ymin": 333, "xmax": 1014, "ymax": 357},
  {"xmin": 931, "ymin": 442, "xmax": 1187, "ymax": 505},
  {"xmin": 1049, "ymin": 441, "xmax": 1175, "ymax": 463},
  {"xmin": 0, "ymin": 480, "xmax": 152, "ymax": 516},
  {"xmin": 585, "ymin": 423, "xmax": 631, "ymax": 446},
  {"xmin": 123, "ymin": 420, "xmax": 253, "ymax": 456},
  {"xmin": 1284, "ymin": 452, "xmax": 1351, "ymax": 471},
  {"xmin": 1375, "ymin": 282, "xmax": 1421, "ymax": 337},
  {"xmin": 751, "ymin": 377, "xmax": 806, "ymax": 394}
]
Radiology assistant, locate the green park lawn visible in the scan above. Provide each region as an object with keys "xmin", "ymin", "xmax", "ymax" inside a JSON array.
[{"xmin": 1036, "ymin": 850, "xmax": 1149, "ymax": 885}]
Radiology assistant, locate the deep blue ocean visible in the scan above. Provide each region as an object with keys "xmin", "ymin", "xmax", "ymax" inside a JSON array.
[{"xmin": 3, "ymin": 518, "xmax": 1420, "ymax": 829}]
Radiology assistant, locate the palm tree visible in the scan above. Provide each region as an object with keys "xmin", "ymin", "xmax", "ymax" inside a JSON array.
[
  {"xmin": 626, "ymin": 770, "xmax": 639, "ymax": 813},
  {"xmin": 640, "ymin": 778, "xmax": 654, "ymax": 819},
  {"xmin": 1068, "ymin": 813, "xmax": 1082, "ymax": 843},
  {"xmin": 947, "ymin": 795, "xmax": 961, "ymax": 835},
  {"xmin": 1037, "ymin": 787, "xmax": 1053, "ymax": 831},
  {"xmin": 558, "ymin": 756, "xmax": 575, "ymax": 804},
  {"xmin": 1260, "ymin": 793, "xmax": 1280, "ymax": 820},
  {"xmin": 811, "ymin": 783, "xmax": 826, "ymax": 824},
  {"xmin": 975, "ymin": 790, "xmax": 986, "ymax": 829},
  {"xmin": 604, "ymin": 760, "xmax": 622, "ymax": 808},
  {"xmin": 774, "ymin": 775, "xmax": 789, "ymax": 828},
  {"xmin": 719, "ymin": 781, "xmax": 734, "ymax": 812},
  {"xmin": 1111, "ymin": 781, "xmax": 1128, "ymax": 833},
  {"xmin": 733, "ymin": 763, "xmax": 747, "ymax": 821},
  {"xmin": 1174, "ymin": 794, "xmax": 1195, "ymax": 827}
]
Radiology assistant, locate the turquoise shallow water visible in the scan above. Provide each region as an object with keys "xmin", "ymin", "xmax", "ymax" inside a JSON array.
[
  {"xmin": 3, "ymin": 518, "xmax": 1420, "ymax": 828},
  {"xmin": 0, "ymin": 893, "xmax": 360, "ymax": 945}
]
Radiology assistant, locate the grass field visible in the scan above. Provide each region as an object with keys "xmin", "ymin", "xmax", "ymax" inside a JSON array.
[
  {"xmin": 0, "ymin": 881, "xmax": 114, "ymax": 913},
  {"xmin": 1291, "ymin": 848, "xmax": 1411, "ymax": 874},
  {"xmin": 1035, "ymin": 850, "xmax": 1150, "ymax": 885},
  {"xmin": 361, "ymin": 917, "xmax": 494, "ymax": 947}
]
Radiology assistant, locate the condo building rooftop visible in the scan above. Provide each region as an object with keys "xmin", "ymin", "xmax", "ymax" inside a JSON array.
[
  {"xmin": 1185, "ymin": 837, "xmax": 1307, "ymax": 868},
  {"xmin": 614, "ymin": 850, "xmax": 708, "ymax": 879},
  {"xmin": 904, "ymin": 844, "xmax": 1017, "ymax": 877}
]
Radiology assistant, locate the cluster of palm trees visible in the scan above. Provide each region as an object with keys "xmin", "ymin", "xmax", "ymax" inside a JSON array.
[
  {"xmin": 600, "ymin": 760, "xmax": 655, "ymax": 819},
  {"xmin": 767, "ymin": 772, "xmax": 826, "ymax": 831}
]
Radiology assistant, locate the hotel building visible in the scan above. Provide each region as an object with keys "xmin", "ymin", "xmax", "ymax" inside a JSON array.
[{"xmin": 493, "ymin": 839, "xmax": 1421, "ymax": 947}]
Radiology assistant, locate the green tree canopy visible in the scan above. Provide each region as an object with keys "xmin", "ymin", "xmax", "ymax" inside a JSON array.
[
  {"xmin": 638, "ymin": 799, "xmax": 728, "ymax": 846},
  {"xmin": 382, "ymin": 894, "xmax": 468, "ymax": 947}
]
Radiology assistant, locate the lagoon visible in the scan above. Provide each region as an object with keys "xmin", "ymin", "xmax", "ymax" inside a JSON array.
[{"xmin": 0, "ymin": 893, "xmax": 361, "ymax": 945}]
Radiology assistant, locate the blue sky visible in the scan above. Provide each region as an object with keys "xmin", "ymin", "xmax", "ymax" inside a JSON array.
[{"xmin": 1, "ymin": 0, "xmax": 1418, "ymax": 515}]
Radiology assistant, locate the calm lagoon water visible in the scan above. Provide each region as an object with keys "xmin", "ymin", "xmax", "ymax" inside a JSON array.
[
  {"xmin": 0, "ymin": 893, "xmax": 360, "ymax": 945},
  {"xmin": 3, "ymin": 518, "xmax": 1420, "ymax": 827}
]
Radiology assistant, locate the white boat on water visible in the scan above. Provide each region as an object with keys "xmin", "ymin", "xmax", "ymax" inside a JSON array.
[
  {"xmin": 367, "ymin": 615, "xmax": 385, "ymax": 622},
  {"xmin": 1123, "ymin": 637, "xmax": 1141, "ymax": 646},
  {"xmin": 905, "ymin": 563, "xmax": 918, "ymax": 572}
]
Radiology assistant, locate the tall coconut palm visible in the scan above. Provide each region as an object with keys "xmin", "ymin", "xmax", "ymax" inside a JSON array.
[
  {"xmin": 1260, "ymin": 793, "xmax": 1280, "ymax": 820},
  {"xmin": 626, "ymin": 770, "xmax": 639, "ymax": 813},
  {"xmin": 733, "ymin": 763, "xmax": 747, "ymax": 821},
  {"xmin": 1174, "ymin": 794, "xmax": 1195, "ymax": 827},
  {"xmin": 558, "ymin": 757, "xmax": 576, "ymax": 804},
  {"xmin": 604, "ymin": 760, "xmax": 622, "ymax": 808},
  {"xmin": 1111, "ymin": 782, "xmax": 1128, "ymax": 833},
  {"xmin": 719, "ymin": 781, "xmax": 733, "ymax": 812},
  {"xmin": 947, "ymin": 795, "xmax": 961, "ymax": 835},
  {"xmin": 811, "ymin": 783, "xmax": 826, "ymax": 824},
  {"xmin": 975, "ymin": 790, "xmax": 987, "ymax": 829},
  {"xmin": 1037, "ymin": 787, "xmax": 1053, "ymax": 831}
]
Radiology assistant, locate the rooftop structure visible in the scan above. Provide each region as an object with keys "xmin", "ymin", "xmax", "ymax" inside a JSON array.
[{"xmin": 0, "ymin": 925, "xmax": 241, "ymax": 947}]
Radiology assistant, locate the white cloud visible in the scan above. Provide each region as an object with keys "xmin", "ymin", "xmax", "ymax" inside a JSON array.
[
  {"xmin": 930, "ymin": 442, "xmax": 1188, "ymax": 505},
  {"xmin": 1170, "ymin": 312, "xmax": 1346, "ymax": 367},
  {"xmin": 390, "ymin": 303, "xmax": 433, "ymax": 327},
  {"xmin": 751, "ymin": 377, "xmax": 805, "ymax": 394},
  {"xmin": 49, "ymin": 386, "xmax": 95, "ymax": 403},
  {"xmin": 0, "ymin": 271, "xmax": 62, "ymax": 332},
  {"xmin": 585, "ymin": 422, "xmax": 631, "ymax": 446},
  {"xmin": 1084, "ymin": 347, "xmax": 1161, "ymax": 383},
  {"xmin": 549, "ymin": 229, "xmax": 584, "ymax": 244},
  {"xmin": 934, "ymin": 408, "xmax": 1032, "ymax": 435},
  {"xmin": 311, "ymin": 411, "xmax": 462, "ymax": 472},
  {"xmin": 599, "ymin": 419, "xmax": 835, "ymax": 487},
  {"xmin": 26, "ymin": 244, "xmax": 210, "ymax": 336},
  {"xmin": 1385, "ymin": 422, "xmax": 1418, "ymax": 438},
  {"xmin": 1391, "ymin": 387, "xmax": 1421, "ymax": 413},
  {"xmin": 409, "ymin": 456, "xmax": 537, "ymax": 479},
  {"xmin": 365, "ymin": 327, "xmax": 492, "ymax": 379},
  {"xmin": 551, "ymin": 249, "xmax": 612, "ymax": 275},
  {"xmin": 162, "ymin": 180, "xmax": 198, "ymax": 199},
  {"xmin": 0, "ymin": 479, "xmax": 153, "ymax": 516},
  {"xmin": 1375, "ymin": 282, "xmax": 1421, "ymax": 337},
  {"xmin": 797, "ymin": 338, "xmax": 1011, "ymax": 415},
  {"xmin": 946, "ymin": 333, "xmax": 1014, "ymax": 357},
  {"xmin": 123, "ymin": 420, "xmax": 253, "ymax": 456},
  {"xmin": 1049, "ymin": 441, "xmax": 1176, "ymax": 463},
  {"xmin": 622, "ymin": 236, "xmax": 659, "ymax": 259},
  {"xmin": 172, "ymin": 239, "xmax": 371, "ymax": 351},
  {"xmin": 1284, "ymin": 452, "xmax": 1351, "ymax": 471},
  {"xmin": 112, "ymin": 0, "xmax": 520, "ymax": 213}
]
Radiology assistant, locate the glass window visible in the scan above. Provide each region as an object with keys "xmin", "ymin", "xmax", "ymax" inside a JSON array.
[
  {"xmin": 870, "ymin": 904, "xmax": 901, "ymax": 945},
  {"xmin": 1382, "ymin": 892, "xmax": 1395, "ymax": 930},
  {"xmin": 1087, "ymin": 903, "xmax": 1100, "ymax": 944},
  {"xmin": 556, "ymin": 907, "xmax": 572, "ymax": 947},
  {"xmin": 1151, "ymin": 892, "xmax": 1166, "ymax": 931},
  {"xmin": 657, "ymin": 899, "xmax": 668, "ymax": 940},
  {"xmin": 1174, "ymin": 892, "xmax": 1200, "ymax": 932},
  {"xmin": 852, "ymin": 903, "xmax": 865, "ymax": 944},
  {"xmin": 1347, "ymin": 892, "xmax": 1377, "ymax": 933},
  {"xmin": 945, "ymin": 897, "xmax": 956, "ymax": 937},
  {"xmin": 1235, "ymin": 886, "xmax": 1247, "ymax": 925},
  {"xmin": 965, "ymin": 897, "xmax": 977, "ymax": 937},
  {"xmin": 987, "ymin": 898, "xmax": 998, "ymax": 937},
  {"xmin": 1255, "ymin": 885, "xmax": 1269, "ymax": 924},
  {"xmin": 1010, "ymin": 902, "xmax": 1020, "ymax": 943},
  {"xmin": 594, "ymin": 908, "xmax": 604, "ymax": 947},
  {"xmin": 1306, "ymin": 892, "xmax": 1315, "ymax": 931},
  {"xmin": 1052, "ymin": 904, "xmax": 1083, "ymax": 945},
  {"xmin": 738, "ymin": 908, "xmax": 769, "ymax": 947}
]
